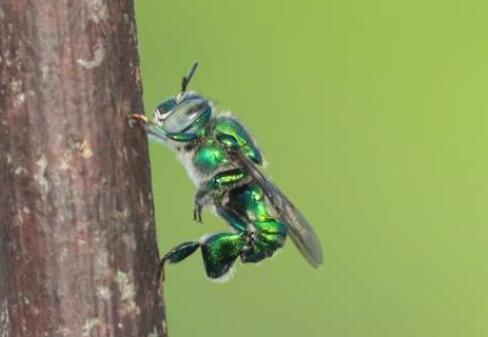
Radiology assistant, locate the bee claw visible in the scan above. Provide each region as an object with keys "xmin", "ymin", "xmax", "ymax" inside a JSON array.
[
  {"xmin": 127, "ymin": 113, "xmax": 148, "ymax": 127},
  {"xmin": 193, "ymin": 204, "xmax": 203, "ymax": 224}
]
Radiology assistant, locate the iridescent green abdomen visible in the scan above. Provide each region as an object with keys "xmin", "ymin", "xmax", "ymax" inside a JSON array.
[{"xmin": 226, "ymin": 184, "xmax": 287, "ymax": 263}]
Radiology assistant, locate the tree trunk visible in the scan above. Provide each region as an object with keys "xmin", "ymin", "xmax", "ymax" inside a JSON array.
[{"xmin": 0, "ymin": 1, "xmax": 167, "ymax": 336}]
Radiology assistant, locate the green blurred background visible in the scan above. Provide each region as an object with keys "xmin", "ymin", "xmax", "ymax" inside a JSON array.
[{"xmin": 135, "ymin": 1, "xmax": 487, "ymax": 336}]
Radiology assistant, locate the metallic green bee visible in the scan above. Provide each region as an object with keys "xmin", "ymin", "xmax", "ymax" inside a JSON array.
[{"xmin": 130, "ymin": 63, "xmax": 323, "ymax": 281}]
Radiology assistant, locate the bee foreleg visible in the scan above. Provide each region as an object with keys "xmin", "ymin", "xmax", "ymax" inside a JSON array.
[{"xmin": 193, "ymin": 187, "xmax": 212, "ymax": 223}]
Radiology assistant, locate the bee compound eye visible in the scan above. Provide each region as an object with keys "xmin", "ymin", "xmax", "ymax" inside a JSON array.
[
  {"xmin": 155, "ymin": 98, "xmax": 177, "ymax": 118},
  {"xmin": 158, "ymin": 110, "xmax": 170, "ymax": 120},
  {"xmin": 186, "ymin": 104, "xmax": 204, "ymax": 118}
]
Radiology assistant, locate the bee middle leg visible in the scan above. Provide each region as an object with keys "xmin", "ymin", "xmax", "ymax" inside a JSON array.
[{"xmin": 193, "ymin": 168, "xmax": 247, "ymax": 223}]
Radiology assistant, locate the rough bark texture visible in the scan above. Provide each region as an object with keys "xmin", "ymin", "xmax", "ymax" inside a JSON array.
[{"xmin": 0, "ymin": 1, "xmax": 167, "ymax": 336}]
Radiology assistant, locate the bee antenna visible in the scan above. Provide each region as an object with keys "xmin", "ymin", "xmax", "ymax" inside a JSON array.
[{"xmin": 181, "ymin": 62, "xmax": 199, "ymax": 93}]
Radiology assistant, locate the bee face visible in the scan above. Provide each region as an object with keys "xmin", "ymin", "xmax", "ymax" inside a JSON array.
[{"xmin": 153, "ymin": 92, "xmax": 212, "ymax": 137}]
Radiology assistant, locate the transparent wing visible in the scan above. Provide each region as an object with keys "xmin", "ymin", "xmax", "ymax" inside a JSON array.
[{"xmin": 230, "ymin": 150, "xmax": 324, "ymax": 267}]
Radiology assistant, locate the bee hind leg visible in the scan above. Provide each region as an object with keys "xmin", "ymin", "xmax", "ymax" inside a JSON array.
[
  {"xmin": 160, "ymin": 241, "xmax": 200, "ymax": 282},
  {"xmin": 160, "ymin": 231, "xmax": 249, "ymax": 281},
  {"xmin": 200, "ymin": 232, "xmax": 248, "ymax": 280}
]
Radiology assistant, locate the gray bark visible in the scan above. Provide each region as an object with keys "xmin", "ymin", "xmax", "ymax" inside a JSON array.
[{"xmin": 0, "ymin": 1, "xmax": 167, "ymax": 336}]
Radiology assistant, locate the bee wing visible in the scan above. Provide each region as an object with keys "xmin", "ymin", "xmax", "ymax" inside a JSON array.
[{"xmin": 230, "ymin": 150, "xmax": 324, "ymax": 268}]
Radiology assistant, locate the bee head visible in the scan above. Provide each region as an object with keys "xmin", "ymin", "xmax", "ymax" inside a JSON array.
[{"xmin": 152, "ymin": 63, "xmax": 211, "ymax": 141}]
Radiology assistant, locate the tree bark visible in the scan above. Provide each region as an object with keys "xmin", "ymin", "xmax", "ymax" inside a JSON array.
[{"xmin": 0, "ymin": 1, "xmax": 166, "ymax": 337}]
